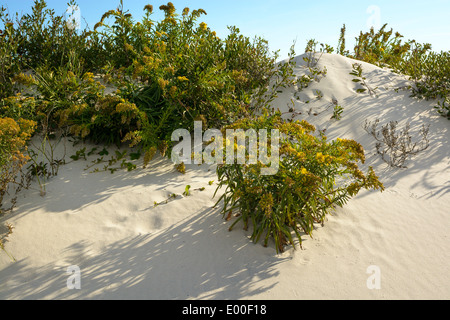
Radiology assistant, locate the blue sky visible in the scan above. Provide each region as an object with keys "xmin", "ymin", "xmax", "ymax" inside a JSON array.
[{"xmin": 2, "ymin": 0, "xmax": 450, "ymax": 59}]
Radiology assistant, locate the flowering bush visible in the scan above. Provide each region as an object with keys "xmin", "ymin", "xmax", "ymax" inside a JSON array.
[
  {"xmin": 84, "ymin": 2, "xmax": 281, "ymax": 161},
  {"xmin": 352, "ymin": 24, "xmax": 411, "ymax": 68},
  {"xmin": 0, "ymin": 117, "xmax": 36, "ymax": 213},
  {"xmin": 215, "ymin": 113, "xmax": 384, "ymax": 253},
  {"xmin": 0, "ymin": 93, "xmax": 37, "ymax": 122}
]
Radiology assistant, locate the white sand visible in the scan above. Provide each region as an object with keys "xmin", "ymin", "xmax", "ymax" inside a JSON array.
[{"xmin": 0, "ymin": 53, "xmax": 449, "ymax": 300}]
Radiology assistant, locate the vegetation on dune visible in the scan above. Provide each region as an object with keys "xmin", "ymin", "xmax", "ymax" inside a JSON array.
[
  {"xmin": 11, "ymin": 0, "xmax": 450, "ymax": 254},
  {"xmin": 215, "ymin": 112, "xmax": 384, "ymax": 253},
  {"xmin": 336, "ymin": 23, "xmax": 450, "ymax": 118}
]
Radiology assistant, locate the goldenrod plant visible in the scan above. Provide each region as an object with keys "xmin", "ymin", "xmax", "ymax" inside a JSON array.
[
  {"xmin": 352, "ymin": 24, "xmax": 411, "ymax": 68},
  {"xmin": 215, "ymin": 112, "xmax": 384, "ymax": 253},
  {"xmin": 0, "ymin": 117, "xmax": 36, "ymax": 213}
]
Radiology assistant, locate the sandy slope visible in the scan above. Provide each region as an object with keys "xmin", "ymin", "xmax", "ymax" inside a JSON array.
[{"xmin": 0, "ymin": 53, "xmax": 449, "ymax": 300}]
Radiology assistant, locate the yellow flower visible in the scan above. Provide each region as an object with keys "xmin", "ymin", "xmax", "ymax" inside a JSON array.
[
  {"xmin": 176, "ymin": 162, "xmax": 186, "ymax": 174},
  {"xmin": 158, "ymin": 78, "xmax": 169, "ymax": 89},
  {"xmin": 296, "ymin": 151, "xmax": 306, "ymax": 161},
  {"xmin": 199, "ymin": 22, "xmax": 207, "ymax": 31},
  {"xmin": 81, "ymin": 126, "xmax": 90, "ymax": 139},
  {"xmin": 116, "ymin": 102, "xmax": 138, "ymax": 113},
  {"xmin": 122, "ymin": 131, "xmax": 142, "ymax": 148},
  {"xmin": 144, "ymin": 4, "xmax": 153, "ymax": 13},
  {"xmin": 316, "ymin": 152, "xmax": 333, "ymax": 165},
  {"xmin": 169, "ymin": 85, "xmax": 178, "ymax": 97},
  {"xmin": 316, "ymin": 152, "xmax": 325, "ymax": 163},
  {"xmin": 177, "ymin": 76, "xmax": 189, "ymax": 82},
  {"xmin": 13, "ymin": 73, "xmax": 35, "ymax": 86},
  {"xmin": 165, "ymin": 66, "xmax": 175, "ymax": 74},
  {"xmin": 144, "ymin": 147, "xmax": 157, "ymax": 168},
  {"xmin": 259, "ymin": 193, "xmax": 274, "ymax": 217}
]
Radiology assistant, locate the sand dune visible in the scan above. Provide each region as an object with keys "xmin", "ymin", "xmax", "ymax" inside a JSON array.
[{"xmin": 1, "ymin": 53, "xmax": 449, "ymax": 300}]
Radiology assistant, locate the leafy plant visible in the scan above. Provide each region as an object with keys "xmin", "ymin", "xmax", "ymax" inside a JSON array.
[
  {"xmin": 337, "ymin": 24, "xmax": 349, "ymax": 56},
  {"xmin": 88, "ymin": 2, "xmax": 286, "ymax": 161},
  {"xmin": 435, "ymin": 98, "xmax": 450, "ymax": 120},
  {"xmin": 331, "ymin": 99, "xmax": 344, "ymax": 120},
  {"xmin": 0, "ymin": 93, "xmax": 38, "ymax": 123},
  {"xmin": 352, "ymin": 23, "xmax": 411, "ymax": 68},
  {"xmin": 183, "ymin": 185, "xmax": 191, "ymax": 197},
  {"xmin": 314, "ymin": 90, "xmax": 324, "ymax": 100},
  {"xmin": 215, "ymin": 113, "xmax": 384, "ymax": 253},
  {"xmin": 70, "ymin": 147, "xmax": 87, "ymax": 161},
  {"xmin": 409, "ymin": 50, "xmax": 450, "ymax": 102},
  {"xmin": 296, "ymin": 74, "xmax": 313, "ymax": 90},
  {"xmin": 350, "ymin": 63, "xmax": 378, "ymax": 97},
  {"xmin": 303, "ymin": 39, "xmax": 332, "ymax": 67},
  {"xmin": 0, "ymin": 7, "xmax": 24, "ymax": 100}
]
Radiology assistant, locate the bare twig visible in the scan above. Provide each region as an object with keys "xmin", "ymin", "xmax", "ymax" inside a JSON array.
[{"xmin": 364, "ymin": 119, "xmax": 430, "ymax": 168}]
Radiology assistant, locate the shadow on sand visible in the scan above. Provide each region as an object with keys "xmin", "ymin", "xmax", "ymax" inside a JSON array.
[{"xmin": 0, "ymin": 205, "xmax": 288, "ymax": 300}]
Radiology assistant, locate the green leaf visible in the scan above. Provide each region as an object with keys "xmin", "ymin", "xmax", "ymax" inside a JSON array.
[
  {"xmin": 183, "ymin": 185, "xmax": 191, "ymax": 196},
  {"xmin": 130, "ymin": 152, "xmax": 141, "ymax": 160},
  {"xmin": 98, "ymin": 148, "xmax": 109, "ymax": 156}
]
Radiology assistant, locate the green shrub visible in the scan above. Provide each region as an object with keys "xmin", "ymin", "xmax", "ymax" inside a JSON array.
[
  {"xmin": 1, "ymin": 1, "xmax": 287, "ymax": 171},
  {"xmin": 435, "ymin": 97, "xmax": 450, "ymax": 119},
  {"xmin": 352, "ymin": 23, "xmax": 411, "ymax": 68},
  {"xmin": 215, "ymin": 113, "xmax": 384, "ymax": 253},
  {"xmin": 338, "ymin": 23, "xmax": 449, "ymax": 118},
  {"xmin": 12, "ymin": 0, "xmax": 90, "ymax": 71},
  {"xmin": 408, "ymin": 50, "xmax": 450, "ymax": 101},
  {"xmin": 0, "ymin": 7, "xmax": 22, "ymax": 100},
  {"xmin": 89, "ymin": 2, "xmax": 281, "ymax": 161}
]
